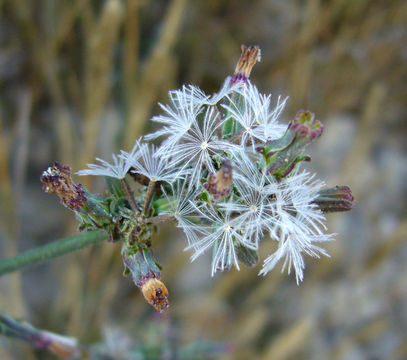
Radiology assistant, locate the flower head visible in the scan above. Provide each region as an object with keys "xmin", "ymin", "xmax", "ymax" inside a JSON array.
[
  {"xmin": 185, "ymin": 202, "xmax": 258, "ymax": 276},
  {"xmin": 259, "ymin": 171, "xmax": 333, "ymax": 283},
  {"xmin": 222, "ymin": 83, "xmax": 288, "ymax": 149},
  {"xmin": 160, "ymin": 181, "xmax": 205, "ymax": 248},
  {"xmin": 218, "ymin": 175, "xmax": 269, "ymax": 249},
  {"xmin": 160, "ymin": 106, "xmax": 238, "ymax": 187},
  {"xmin": 144, "ymin": 85, "xmax": 208, "ymax": 147}
]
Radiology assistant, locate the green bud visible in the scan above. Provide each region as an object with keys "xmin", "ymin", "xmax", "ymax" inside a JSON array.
[
  {"xmin": 312, "ymin": 186, "xmax": 354, "ymax": 212},
  {"xmin": 257, "ymin": 110, "xmax": 323, "ymax": 179}
]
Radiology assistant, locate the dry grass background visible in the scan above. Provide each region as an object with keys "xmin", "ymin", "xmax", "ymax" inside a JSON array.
[{"xmin": 0, "ymin": 0, "xmax": 406, "ymax": 359}]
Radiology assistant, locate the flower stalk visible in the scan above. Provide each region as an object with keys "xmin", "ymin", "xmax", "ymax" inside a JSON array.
[
  {"xmin": 120, "ymin": 178, "xmax": 141, "ymax": 215},
  {"xmin": 142, "ymin": 180, "xmax": 157, "ymax": 216}
]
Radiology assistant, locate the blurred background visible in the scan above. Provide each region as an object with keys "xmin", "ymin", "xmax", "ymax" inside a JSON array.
[{"xmin": 0, "ymin": 0, "xmax": 407, "ymax": 359}]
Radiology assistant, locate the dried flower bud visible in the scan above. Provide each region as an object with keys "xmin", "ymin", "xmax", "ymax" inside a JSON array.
[
  {"xmin": 140, "ymin": 278, "xmax": 169, "ymax": 312},
  {"xmin": 122, "ymin": 246, "xmax": 169, "ymax": 312},
  {"xmin": 41, "ymin": 162, "xmax": 86, "ymax": 211},
  {"xmin": 231, "ymin": 44, "xmax": 261, "ymax": 85},
  {"xmin": 203, "ymin": 159, "xmax": 233, "ymax": 199},
  {"xmin": 312, "ymin": 186, "xmax": 354, "ymax": 212}
]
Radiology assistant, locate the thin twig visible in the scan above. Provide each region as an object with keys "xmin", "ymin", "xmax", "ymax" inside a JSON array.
[{"xmin": 0, "ymin": 312, "xmax": 79, "ymax": 358}]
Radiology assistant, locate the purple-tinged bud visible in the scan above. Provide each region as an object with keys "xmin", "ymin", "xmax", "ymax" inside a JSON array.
[
  {"xmin": 288, "ymin": 110, "xmax": 324, "ymax": 141},
  {"xmin": 122, "ymin": 247, "xmax": 169, "ymax": 312},
  {"xmin": 258, "ymin": 110, "xmax": 324, "ymax": 179},
  {"xmin": 41, "ymin": 163, "xmax": 86, "ymax": 211},
  {"xmin": 230, "ymin": 44, "xmax": 261, "ymax": 85},
  {"xmin": 312, "ymin": 186, "xmax": 354, "ymax": 212},
  {"xmin": 203, "ymin": 159, "xmax": 233, "ymax": 199}
]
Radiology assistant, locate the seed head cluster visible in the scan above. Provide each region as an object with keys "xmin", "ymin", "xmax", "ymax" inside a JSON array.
[
  {"xmin": 77, "ymin": 75, "xmax": 342, "ymax": 283},
  {"xmin": 41, "ymin": 45, "xmax": 353, "ymax": 301}
]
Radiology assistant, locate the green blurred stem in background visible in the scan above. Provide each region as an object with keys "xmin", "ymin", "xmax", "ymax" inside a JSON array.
[{"xmin": 0, "ymin": 231, "xmax": 107, "ymax": 276}]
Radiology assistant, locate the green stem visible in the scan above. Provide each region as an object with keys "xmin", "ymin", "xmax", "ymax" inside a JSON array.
[{"xmin": 0, "ymin": 230, "xmax": 107, "ymax": 276}]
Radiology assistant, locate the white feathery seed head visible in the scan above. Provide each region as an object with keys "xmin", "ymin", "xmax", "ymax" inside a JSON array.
[
  {"xmin": 76, "ymin": 153, "xmax": 133, "ymax": 179},
  {"xmin": 160, "ymin": 181, "xmax": 206, "ymax": 248},
  {"xmin": 258, "ymin": 171, "xmax": 333, "ymax": 283},
  {"xmin": 120, "ymin": 142, "xmax": 181, "ymax": 183},
  {"xmin": 222, "ymin": 82, "xmax": 288, "ymax": 149},
  {"xmin": 185, "ymin": 202, "xmax": 257, "ymax": 276},
  {"xmin": 160, "ymin": 105, "xmax": 239, "ymax": 187},
  {"xmin": 144, "ymin": 85, "xmax": 208, "ymax": 147}
]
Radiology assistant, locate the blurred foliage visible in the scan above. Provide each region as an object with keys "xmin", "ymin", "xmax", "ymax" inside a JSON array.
[{"xmin": 0, "ymin": 0, "xmax": 406, "ymax": 359}]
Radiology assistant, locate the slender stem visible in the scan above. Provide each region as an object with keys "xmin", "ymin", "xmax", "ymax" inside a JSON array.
[
  {"xmin": 120, "ymin": 178, "xmax": 140, "ymax": 215},
  {"xmin": 0, "ymin": 230, "xmax": 107, "ymax": 276},
  {"xmin": 146, "ymin": 214, "xmax": 175, "ymax": 225},
  {"xmin": 142, "ymin": 180, "xmax": 156, "ymax": 216}
]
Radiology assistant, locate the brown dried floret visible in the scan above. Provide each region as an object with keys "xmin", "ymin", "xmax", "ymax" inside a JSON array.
[
  {"xmin": 40, "ymin": 162, "xmax": 86, "ymax": 211},
  {"xmin": 231, "ymin": 44, "xmax": 261, "ymax": 84},
  {"xmin": 204, "ymin": 159, "xmax": 233, "ymax": 199},
  {"xmin": 140, "ymin": 278, "xmax": 169, "ymax": 312}
]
